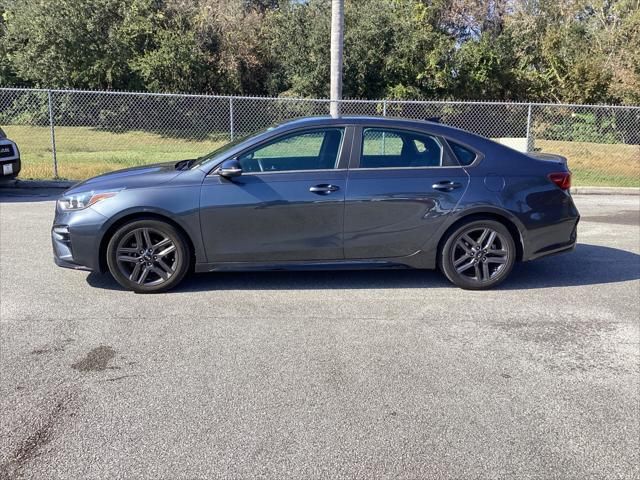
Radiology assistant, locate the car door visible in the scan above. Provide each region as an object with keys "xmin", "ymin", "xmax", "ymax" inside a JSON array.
[
  {"xmin": 199, "ymin": 126, "xmax": 351, "ymax": 263},
  {"xmin": 344, "ymin": 126, "xmax": 470, "ymax": 259}
]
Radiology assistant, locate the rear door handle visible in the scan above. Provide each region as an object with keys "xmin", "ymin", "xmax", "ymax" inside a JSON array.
[
  {"xmin": 309, "ymin": 184, "xmax": 340, "ymax": 195},
  {"xmin": 432, "ymin": 181, "xmax": 462, "ymax": 192}
]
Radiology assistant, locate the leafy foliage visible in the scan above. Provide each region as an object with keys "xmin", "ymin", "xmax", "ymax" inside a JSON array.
[{"xmin": 0, "ymin": 0, "xmax": 638, "ymax": 104}]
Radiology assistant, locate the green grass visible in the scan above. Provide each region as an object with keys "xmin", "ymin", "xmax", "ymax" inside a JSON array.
[
  {"xmin": 536, "ymin": 140, "xmax": 640, "ymax": 188},
  {"xmin": 3, "ymin": 125, "xmax": 227, "ymax": 180},
  {"xmin": 2, "ymin": 125, "xmax": 639, "ymax": 187}
]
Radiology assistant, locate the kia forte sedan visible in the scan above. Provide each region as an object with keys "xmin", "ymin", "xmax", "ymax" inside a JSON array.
[{"xmin": 52, "ymin": 116, "xmax": 579, "ymax": 293}]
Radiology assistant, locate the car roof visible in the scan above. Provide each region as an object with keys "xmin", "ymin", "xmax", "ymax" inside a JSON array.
[
  {"xmin": 271, "ymin": 116, "xmax": 486, "ymax": 143},
  {"xmin": 275, "ymin": 116, "xmax": 439, "ymax": 129}
]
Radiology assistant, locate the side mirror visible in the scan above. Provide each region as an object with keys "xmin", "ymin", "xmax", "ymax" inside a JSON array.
[{"xmin": 218, "ymin": 159, "xmax": 243, "ymax": 178}]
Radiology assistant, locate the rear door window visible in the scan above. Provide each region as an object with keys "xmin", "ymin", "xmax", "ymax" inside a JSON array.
[{"xmin": 360, "ymin": 128, "xmax": 443, "ymax": 168}]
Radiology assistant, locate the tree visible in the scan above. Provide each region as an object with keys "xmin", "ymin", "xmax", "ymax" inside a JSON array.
[
  {"xmin": 0, "ymin": 6, "xmax": 22, "ymax": 86},
  {"xmin": 0, "ymin": 0, "xmax": 274, "ymax": 94},
  {"xmin": 1, "ymin": 0, "xmax": 148, "ymax": 90},
  {"xmin": 265, "ymin": 0, "xmax": 454, "ymax": 99},
  {"xmin": 602, "ymin": 0, "xmax": 640, "ymax": 104},
  {"xmin": 0, "ymin": 0, "xmax": 637, "ymax": 104}
]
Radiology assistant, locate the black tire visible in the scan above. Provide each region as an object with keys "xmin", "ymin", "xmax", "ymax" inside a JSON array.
[
  {"xmin": 439, "ymin": 219, "xmax": 516, "ymax": 290},
  {"xmin": 106, "ymin": 219, "xmax": 190, "ymax": 293}
]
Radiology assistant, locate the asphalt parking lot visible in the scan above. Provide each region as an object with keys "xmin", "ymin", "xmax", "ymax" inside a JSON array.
[{"xmin": 0, "ymin": 190, "xmax": 638, "ymax": 479}]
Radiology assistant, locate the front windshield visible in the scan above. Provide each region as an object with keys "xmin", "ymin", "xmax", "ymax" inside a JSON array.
[{"xmin": 190, "ymin": 125, "xmax": 275, "ymax": 168}]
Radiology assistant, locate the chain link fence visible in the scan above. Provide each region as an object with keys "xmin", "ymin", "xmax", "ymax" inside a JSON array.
[{"xmin": 1, "ymin": 88, "xmax": 638, "ymax": 186}]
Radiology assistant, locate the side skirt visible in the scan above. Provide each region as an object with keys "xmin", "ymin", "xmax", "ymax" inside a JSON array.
[{"xmin": 194, "ymin": 253, "xmax": 435, "ymax": 273}]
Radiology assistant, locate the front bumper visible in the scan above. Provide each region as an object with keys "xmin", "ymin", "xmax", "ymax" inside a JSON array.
[
  {"xmin": 51, "ymin": 225, "xmax": 92, "ymax": 271},
  {"xmin": 52, "ymin": 207, "xmax": 110, "ymax": 272},
  {"xmin": 54, "ymin": 254, "xmax": 93, "ymax": 271}
]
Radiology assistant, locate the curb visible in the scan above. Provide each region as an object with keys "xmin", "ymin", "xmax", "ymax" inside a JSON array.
[{"xmin": 571, "ymin": 186, "xmax": 640, "ymax": 195}]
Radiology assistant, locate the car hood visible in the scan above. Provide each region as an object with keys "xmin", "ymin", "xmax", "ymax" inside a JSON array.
[{"xmin": 66, "ymin": 161, "xmax": 184, "ymax": 194}]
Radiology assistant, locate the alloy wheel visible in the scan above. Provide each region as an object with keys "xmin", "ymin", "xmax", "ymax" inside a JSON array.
[
  {"xmin": 115, "ymin": 227, "xmax": 178, "ymax": 287},
  {"xmin": 451, "ymin": 227, "xmax": 510, "ymax": 284}
]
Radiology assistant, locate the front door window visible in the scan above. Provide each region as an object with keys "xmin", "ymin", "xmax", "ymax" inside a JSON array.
[{"xmin": 238, "ymin": 128, "xmax": 345, "ymax": 173}]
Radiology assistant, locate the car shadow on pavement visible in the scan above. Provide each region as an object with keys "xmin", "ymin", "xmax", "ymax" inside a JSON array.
[
  {"xmin": 86, "ymin": 243, "xmax": 640, "ymax": 293},
  {"xmin": 503, "ymin": 243, "xmax": 640, "ymax": 290},
  {"xmin": 0, "ymin": 188, "xmax": 62, "ymax": 203}
]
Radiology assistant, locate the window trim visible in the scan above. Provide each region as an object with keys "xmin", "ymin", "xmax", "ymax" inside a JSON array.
[
  {"xmin": 209, "ymin": 126, "xmax": 351, "ymax": 176},
  {"xmin": 359, "ymin": 127, "xmax": 444, "ymax": 169},
  {"xmin": 233, "ymin": 168, "xmax": 349, "ymax": 177},
  {"xmin": 349, "ymin": 125, "xmax": 484, "ymax": 170},
  {"xmin": 444, "ymin": 138, "xmax": 482, "ymax": 168},
  {"xmin": 350, "ymin": 126, "xmax": 450, "ymax": 170}
]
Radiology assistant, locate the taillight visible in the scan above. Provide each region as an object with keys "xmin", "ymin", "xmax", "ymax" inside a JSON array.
[{"xmin": 548, "ymin": 172, "xmax": 571, "ymax": 190}]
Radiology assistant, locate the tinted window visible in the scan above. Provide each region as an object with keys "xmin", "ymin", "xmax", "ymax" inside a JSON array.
[
  {"xmin": 360, "ymin": 128, "xmax": 443, "ymax": 168},
  {"xmin": 238, "ymin": 128, "xmax": 344, "ymax": 173},
  {"xmin": 362, "ymin": 130, "xmax": 403, "ymax": 156},
  {"xmin": 449, "ymin": 141, "xmax": 477, "ymax": 166}
]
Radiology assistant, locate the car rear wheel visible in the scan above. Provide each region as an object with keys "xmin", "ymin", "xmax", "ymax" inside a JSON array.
[
  {"xmin": 439, "ymin": 219, "xmax": 516, "ymax": 290},
  {"xmin": 106, "ymin": 219, "xmax": 190, "ymax": 293}
]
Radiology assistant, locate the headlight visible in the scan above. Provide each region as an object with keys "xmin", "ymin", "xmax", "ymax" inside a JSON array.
[{"xmin": 57, "ymin": 191, "xmax": 119, "ymax": 211}]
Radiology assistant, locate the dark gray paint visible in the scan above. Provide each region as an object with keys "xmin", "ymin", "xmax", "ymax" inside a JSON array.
[
  {"xmin": 52, "ymin": 116, "xmax": 579, "ymax": 276},
  {"xmin": 200, "ymin": 170, "xmax": 347, "ymax": 262}
]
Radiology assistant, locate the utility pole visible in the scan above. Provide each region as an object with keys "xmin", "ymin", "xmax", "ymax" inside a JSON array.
[{"xmin": 330, "ymin": 0, "xmax": 344, "ymax": 118}]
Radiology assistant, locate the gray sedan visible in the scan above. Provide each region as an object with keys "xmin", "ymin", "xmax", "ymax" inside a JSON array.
[{"xmin": 52, "ymin": 116, "xmax": 579, "ymax": 293}]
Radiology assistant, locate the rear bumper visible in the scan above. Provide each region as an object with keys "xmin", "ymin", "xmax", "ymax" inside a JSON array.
[
  {"xmin": 524, "ymin": 216, "xmax": 579, "ymax": 261},
  {"xmin": 0, "ymin": 157, "xmax": 21, "ymax": 177}
]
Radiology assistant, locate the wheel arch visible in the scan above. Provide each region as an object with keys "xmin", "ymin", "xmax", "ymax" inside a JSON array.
[
  {"xmin": 98, "ymin": 212, "xmax": 196, "ymax": 273},
  {"xmin": 437, "ymin": 210, "xmax": 525, "ymax": 263}
]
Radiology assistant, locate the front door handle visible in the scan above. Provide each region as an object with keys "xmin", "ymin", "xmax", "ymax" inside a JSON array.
[
  {"xmin": 310, "ymin": 184, "xmax": 340, "ymax": 195},
  {"xmin": 432, "ymin": 180, "xmax": 462, "ymax": 192}
]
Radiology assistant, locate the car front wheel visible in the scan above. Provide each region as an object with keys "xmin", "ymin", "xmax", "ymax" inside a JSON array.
[
  {"xmin": 439, "ymin": 219, "xmax": 516, "ymax": 290},
  {"xmin": 106, "ymin": 219, "xmax": 190, "ymax": 293}
]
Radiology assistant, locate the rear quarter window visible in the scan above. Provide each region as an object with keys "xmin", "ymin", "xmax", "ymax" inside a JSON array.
[{"xmin": 448, "ymin": 141, "xmax": 477, "ymax": 166}]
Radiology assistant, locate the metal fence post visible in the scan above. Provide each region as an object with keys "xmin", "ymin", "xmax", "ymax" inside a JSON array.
[
  {"xmin": 525, "ymin": 103, "xmax": 533, "ymax": 152},
  {"xmin": 229, "ymin": 97, "xmax": 234, "ymax": 141},
  {"xmin": 47, "ymin": 90, "xmax": 58, "ymax": 178},
  {"xmin": 382, "ymin": 100, "xmax": 387, "ymax": 154}
]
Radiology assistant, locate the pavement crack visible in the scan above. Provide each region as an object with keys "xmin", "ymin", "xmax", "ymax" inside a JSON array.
[
  {"xmin": 103, "ymin": 374, "xmax": 137, "ymax": 382},
  {"xmin": 0, "ymin": 391, "xmax": 76, "ymax": 479},
  {"xmin": 30, "ymin": 346, "xmax": 64, "ymax": 356}
]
